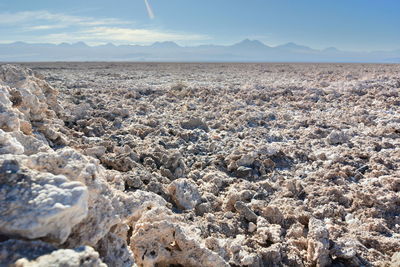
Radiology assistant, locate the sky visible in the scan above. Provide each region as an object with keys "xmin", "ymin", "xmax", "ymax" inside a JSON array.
[{"xmin": 0, "ymin": 0, "xmax": 399, "ymax": 51}]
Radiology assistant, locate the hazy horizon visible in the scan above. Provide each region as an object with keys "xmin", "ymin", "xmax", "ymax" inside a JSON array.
[
  {"xmin": 1, "ymin": 38, "xmax": 399, "ymax": 63},
  {"xmin": 1, "ymin": 1, "xmax": 399, "ymax": 62},
  {"xmin": 1, "ymin": 39, "xmax": 400, "ymax": 54}
]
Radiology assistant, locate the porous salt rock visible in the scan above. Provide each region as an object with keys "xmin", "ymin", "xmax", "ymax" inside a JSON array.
[
  {"xmin": 167, "ymin": 178, "xmax": 201, "ymax": 210},
  {"xmin": 326, "ymin": 130, "xmax": 350, "ymax": 145},
  {"xmin": 0, "ymin": 85, "xmax": 21, "ymax": 131},
  {"xmin": 9, "ymin": 131, "xmax": 52, "ymax": 155},
  {"xmin": 248, "ymin": 222, "xmax": 257, "ymax": 233},
  {"xmin": 95, "ymin": 223, "xmax": 134, "ymax": 267},
  {"xmin": 0, "ymin": 64, "xmax": 34, "ymax": 83},
  {"xmin": 256, "ymin": 217, "xmax": 283, "ymax": 244},
  {"xmin": 260, "ymin": 244, "xmax": 283, "ymax": 266},
  {"xmin": 180, "ymin": 117, "xmax": 209, "ymax": 131},
  {"xmin": 100, "ymin": 152, "xmax": 137, "ymax": 172},
  {"xmin": 286, "ymin": 222, "xmax": 305, "ymax": 239},
  {"xmin": 307, "ymin": 218, "xmax": 331, "ymax": 267},
  {"xmin": 0, "ymin": 65, "xmax": 62, "ymax": 120},
  {"xmin": 0, "ymin": 156, "xmax": 88, "ymax": 243},
  {"xmin": 131, "ymin": 207, "xmax": 229, "ymax": 267},
  {"xmin": 0, "ymin": 239, "xmax": 56, "ymax": 266},
  {"xmin": 0, "ymin": 65, "xmax": 65, "ymax": 151},
  {"xmin": 0, "ymin": 129, "xmax": 24, "ymax": 154},
  {"xmin": 236, "ymin": 153, "xmax": 257, "ymax": 167},
  {"xmin": 223, "ymin": 234, "xmax": 261, "ymax": 266},
  {"xmin": 234, "ymin": 201, "xmax": 258, "ymax": 223},
  {"xmin": 66, "ymin": 186, "xmax": 167, "ymax": 249},
  {"xmin": 235, "ymin": 166, "xmax": 253, "ymax": 178},
  {"xmin": 14, "ymin": 246, "xmax": 106, "ymax": 267}
]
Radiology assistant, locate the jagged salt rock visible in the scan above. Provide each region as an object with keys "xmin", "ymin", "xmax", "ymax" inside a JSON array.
[
  {"xmin": 326, "ymin": 130, "xmax": 350, "ymax": 145},
  {"xmin": 14, "ymin": 246, "xmax": 106, "ymax": 267},
  {"xmin": 131, "ymin": 207, "xmax": 229, "ymax": 267},
  {"xmin": 0, "ymin": 129, "xmax": 24, "ymax": 154},
  {"xmin": 167, "ymin": 178, "xmax": 201, "ymax": 210},
  {"xmin": 307, "ymin": 218, "xmax": 331, "ymax": 267},
  {"xmin": 0, "ymin": 157, "xmax": 88, "ymax": 243}
]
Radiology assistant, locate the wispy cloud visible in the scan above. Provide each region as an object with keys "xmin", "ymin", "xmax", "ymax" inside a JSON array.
[
  {"xmin": 24, "ymin": 24, "xmax": 67, "ymax": 31},
  {"xmin": 84, "ymin": 27, "xmax": 206, "ymax": 43},
  {"xmin": 0, "ymin": 10, "xmax": 209, "ymax": 45},
  {"xmin": 25, "ymin": 27, "xmax": 208, "ymax": 45},
  {"xmin": 0, "ymin": 10, "xmax": 130, "ymax": 27}
]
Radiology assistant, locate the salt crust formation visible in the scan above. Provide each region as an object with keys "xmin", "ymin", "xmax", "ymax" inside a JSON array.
[
  {"xmin": 1, "ymin": 62, "xmax": 399, "ymax": 266},
  {"xmin": 0, "ymin": 65, "xmax": 224, "ymax": 267}
]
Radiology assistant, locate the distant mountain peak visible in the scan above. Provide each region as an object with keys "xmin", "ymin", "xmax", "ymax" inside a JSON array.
[
  {"xmin": 237, "ymin": 39, "xmax": 265, "ymax": 45},
  {"xmin": 58, "ymin": 42, "xmax": 71, "ymax": 47},
  {"xmin": 232, "ymin": 39, "xmax": 267, "ymax": 49},
  {"xmin": 151, "ymin": 41, "xmax": 180, "ymax": 49},
  {"xmin": 98, "ymin": 42, "xmax": 117, "ymax": 48},
  {"xmin": 11, "ymin": 41, "xmax": 28, "ymax": 46},
  {"xmin": 285, "ymin": 42, "xmax": 297, "ymax": 46},
  {"xmin": 323, "ymin": 47, "xmax": 340, "ymax": 52},
  {"xmin": 277, "ymin": 42, "xmax": 312, "ymax": 51},
  {"xmin": 72, "ymin": 41, "xmax": 89, "ymax": 48}
]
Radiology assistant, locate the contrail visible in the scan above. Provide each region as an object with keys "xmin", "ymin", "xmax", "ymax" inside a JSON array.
[{"xmin": 144, "ymin": 0, "xmax": 155, "ymax": 19}]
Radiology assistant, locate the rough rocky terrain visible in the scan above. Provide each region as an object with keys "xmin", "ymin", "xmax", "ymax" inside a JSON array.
[{"xmin": 0, "ymin": 62, "xmax": 399, "ymax": 267}]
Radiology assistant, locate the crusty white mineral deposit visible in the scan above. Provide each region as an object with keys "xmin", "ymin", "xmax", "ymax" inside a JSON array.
[{"xmin": 0, "ymin": 63, "xmax": 399, "ymax": 267}]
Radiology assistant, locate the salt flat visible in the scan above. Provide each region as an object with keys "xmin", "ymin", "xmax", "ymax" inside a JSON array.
[{"xmin": 1, "ymin": 62, "xmax": 399, "ymax": 266}]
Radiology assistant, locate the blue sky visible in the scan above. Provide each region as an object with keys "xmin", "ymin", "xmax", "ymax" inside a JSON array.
[{"xmin": 0, "ymin": 0, "xmax": 399, "ymax": 51}]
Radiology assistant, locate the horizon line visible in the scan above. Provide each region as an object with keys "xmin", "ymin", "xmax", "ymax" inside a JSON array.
[{"xmin": 1, "ymin": 39, "xmax": 399, "ymax": 53}]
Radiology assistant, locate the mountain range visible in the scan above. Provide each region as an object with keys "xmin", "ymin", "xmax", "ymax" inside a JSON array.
[{"xmin": 0, "ymin": 39, "xmax": 399, "ymax": 63}]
